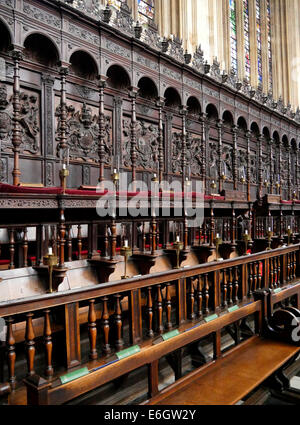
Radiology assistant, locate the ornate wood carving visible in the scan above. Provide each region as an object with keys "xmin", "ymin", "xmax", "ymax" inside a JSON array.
[
  {"xmin": 55, "ymin": 101, "xmax": 111, "ymax": 164},
  {"xmin": 123, "ymin": 118, "xmax": 158, "ymax": 171},
  {"xmin": 0, "ymin": 83, "xmax": 40, "ymax": 157}
]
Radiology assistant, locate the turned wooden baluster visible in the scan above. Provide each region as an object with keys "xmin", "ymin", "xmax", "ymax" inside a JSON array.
[
  {"xmin": 203, "ymin": 274, "xmax": 209, "ymax": 314},
  {"xmin": 165, "ymin": 282, "xmax": 172, "ymax": 330},
  {"xmin": 233, "ymin": 266, "xmax": 239, "ymax": 303},
  {"xmin": 293, "ymin": 251, "xmax": 297, "ymax": 280},
  {"xmin": 223, "ymin": 269, "xmax": 228, "ymax": 307},
  {"xmin": 151, "ymin": 216, "xmax": 157, "ymax": 255},
  {"xmin": 273, "ymin": 258, "xmax": 278, "ymax": 289},
  {"xmin": 252, "ymin": 262, "xmax": 258, "ymax": 292},
  {"xmin": 22, "ymin": 227, "xmax": 28, "ymax": 267},
  {"xmin": 228, "ymin": 268, "xmax": 233, "ymax": 304},
  {"xmin": 270, "ymin": 259, "xmax": 275, "ymax": 289},
  {"xmin": 66, "ymin": 225, "xmax": 72, "ymax": 262},
  {"xmin": 88, "ymin": 299, "xmax": 98, "ymax": 360},
  {"xmin": 9, "ymin": 229, "xmax": 15, "ymax": 270},
  {"xmin": 12, "ymin": 51, "xmax": 22, "ymax": 186},
  {"xmin": 156, "ymin": 220, "xmax": 160, "ymax": 250},
  {"xmin": 101, "ymin": 297, "xmax": 111, "ymax": 354},
  {"xmin": 110, "ymin": 218, "xmax": 117, "ymax": 260},
  {"xmin": 287, "ymin": 253, "xmax": 291, "ymax": 282},
  {"xmin": 77, "ymin": 225, "xmax": 82, "ymax": 260},
  {"xmin": 277, "ymin": 256, "xmax": 282, "ymax": 287},
  {"xmin": 146, "ymin": 287, "xmax": 154, "ymax": 337},
  {"xmin": 114, "ymin": 294, "xmax": 124, "ymax": 351},
  {"xmin": 196, "ymin": 276, "xmax": 203, "ymax": 318},
  {"xmin": 155, "ymin": 285, "xmax": 164, "ymax": 334},
  {"xmin": 58, "ymin": 207, "xmax": 66, "ymax": 268},
  {"xmin": 248, "ymin": 263, "xmax": 253, "ymax": 297},
  {"xmin": 5, "ymin": 317, "xmax": 16, "ymax": 389},
  {"xmin": 25, "ymin": 313, "xmax": 35, "ymax": 376},
  {"xmin": 188, "ymin": 278, "xmax": 195, "ymax": 320},
  {"xmin": 257, "ymin": 261, "xmax": 262, "ymax": 290},
  {"xmin": 43, "ymin": 309, "xmax": 53, "ymax": 377}
]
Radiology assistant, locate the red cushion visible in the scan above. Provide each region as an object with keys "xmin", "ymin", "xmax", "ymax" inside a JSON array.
[{"xmin": 0, "ymin": 259, "xmax": 10, "ymax": 265}]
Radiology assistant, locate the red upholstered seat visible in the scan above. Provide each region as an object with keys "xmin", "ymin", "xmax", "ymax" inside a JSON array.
[
  {"xmin": 0, "ymin": 259, "xmax": 10, "ymax": 265},
  {"xmin": 281, "ymin": 200, "xmax": 293, "ymax": 205},
  {"xmin": 0, "ymin": 183, "xmax": 225, "ymax": 202}
]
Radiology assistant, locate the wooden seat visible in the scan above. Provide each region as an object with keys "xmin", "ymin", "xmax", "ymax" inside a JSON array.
[{"xmin": 146, "ymin": 337, "xmax": 300, "ymax": 405}]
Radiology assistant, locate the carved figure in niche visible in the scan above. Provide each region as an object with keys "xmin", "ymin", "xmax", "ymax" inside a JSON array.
[
  {"xmin": 171, "ymin": 132, "xmax": 182, "ymax": 174},
  {"xmin": 237, "ymin": 148, "xmax": 247, "ymax": 181},
  {"xmin": 0, "ymin": 84, "xmax": 40, "ymax": 154},
  {"xmin": 123, "ymin": 119, "xmax": 159, "ymax": 170},
  {"xmin": 221, "ymin": 145, "xmax": 233, "ymax": 180},
  {"xmin": 186, "ymin": 135, "xmax": 204, "ymax": 177},
  {"xmin": 55, "ymin": 102, "xmax": 111, "ymax": 164},
  {"xmin": 0, "ymin": 84, "xmax": 10, "ymax": 143},
  {"xmin": 261, "ymin": 155, "xmax": 271, "ymax": 183},
  {"xmin": 19, "ymin": 93, "xmax": 39, "ymax": 154},
  {"xmin": 209, "ymin": 141, "xmax": 218, "ymax": 180},
  {"xmin": 250, "ymin": 153, "xmax": 258, "ymax": 184},
  {"xmin": 281, "ymin": 148, "xmax": 289, "ymax": 187}
]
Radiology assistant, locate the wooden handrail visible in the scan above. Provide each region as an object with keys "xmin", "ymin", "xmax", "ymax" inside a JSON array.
[{"xmin": 0, "ymin": 244, "xmax": 299, "ymax": 318}]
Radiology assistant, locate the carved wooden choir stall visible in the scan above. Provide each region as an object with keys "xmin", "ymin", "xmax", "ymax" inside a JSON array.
[{"xmin": 0, "ymin": 0, "xmax": 299, "ymax": 406}]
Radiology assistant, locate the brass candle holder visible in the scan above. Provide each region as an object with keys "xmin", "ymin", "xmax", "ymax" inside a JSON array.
[
  {"xmin": 243, "ymin": 232, "xmax": 251, "ymax": 255},
  {"xmin": 211, "ymin": 180, "xmax": 217, "ymax": 189},
  {"xmin": 43, "ymin": 252, "xmax": 58, "ymax": 293},
  {"xmin": 220, "ymin": 173, "xmax": 227, "ymax": 181},
  {"xmin": 111, "ymin": 170, "xmax": 120, "ymax": 189},
  {"xmin": 151, "ymin": 173, "xmax": 159, "ymax": 183},
  {"xmin": 266, "ymin": 229, "xmax": 273, "ymax": 251},
  {"xmin": 120, "ymin": 244, "xmax": 132, "ymax": 279},
  {"xmin": 214, "ymin": 235, "xmax": 223, "ymax": 261},
  {"xmin": 59, "ymin": 167, "xmax": 69, "ymax": 193},
  {"xmin": 264, "ymin": 180, "xmax": 269, "ymax": 188},
  {"xmin": 173, "ymin": 239, "xmax": 184, "ymax": 269},
  {"xmin": 240, "ymin": 177, "xmax": 246, "ymax": 185}
]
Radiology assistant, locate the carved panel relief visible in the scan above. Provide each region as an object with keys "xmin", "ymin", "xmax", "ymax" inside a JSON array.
[
  {"xmin": 0, "ymin": 156, "xmax": 7, "ymax": 182},
  {"xmin": 250, "ymin": 152, "xmax": 258, "ymax": 184},
  {"xmin": 221, "ymin": 144, "xmax": 233, "ymax": 180},
  {"xmin": 55, "ymin": 98, "xmax": 112, "ymax": 164},
  {"xmin": 237, "ymin": 148, "xmax": 247, "ymax": 181},
  {"xmin": 123, "ymin": 118, "xmax": 159, "ymax": 170},
  {"xmin": 186, "ymin": 134, "xmax": 204, "ymax": 177},
  {"xmin": 209, "ymin": 141, "xmax": 218, "ymax": 179},
  {"xmin": 0, "ymin": 83, "xmax": 40, "ymax": 155},
  {"xmin": 171, "ymin": 131, "xmax": 182, "ymax": 174}
]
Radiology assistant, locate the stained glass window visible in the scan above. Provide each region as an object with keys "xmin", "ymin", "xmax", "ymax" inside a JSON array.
[
  {"xmin": 229, "ymin": 0, "xmax": 238, "ymax": 74},
  {"xmin": 138, "ymin": 0, "xmax": 155, "ymax": 24},
  {"xmin": 243, "ymin": 0, "xmax": 250, "ymax": 81},
  {"xmin": 266, "ymin": 0, "xmax": 273, "ymax": 90},
  {"xmin": 256, "ymin": 0, "xmax": 263, "ymax": 85}
]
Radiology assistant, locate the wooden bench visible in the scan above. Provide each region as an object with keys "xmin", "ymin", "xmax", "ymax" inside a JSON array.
[{"xmin": 144, "ymin": 336, "xmax": 300, "ymax": 405}]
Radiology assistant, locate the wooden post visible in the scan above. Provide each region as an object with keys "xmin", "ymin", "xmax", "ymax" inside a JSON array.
[
  {"xmin": 128, "ymin": 289, "xmax": 143, "ymax": 345},
  {"xmin": 157, "ymin": 97, "xmax": 165, "ymax": 183},
  {"xmin": 129, "ymin": 87, "xmax": 139, "ymax": 190},
  {"xmin": 148, "ymin": 360, "xmax": 159, "ymax": 398},
  {"xmin": 180, "ymin": 106, "xmax": 187, "ymax": 189},
  {"xmin": 24, "ymin": 375, "xmax": 51, "ymax": 406},
  {"xmin": 64, "ymin": 303, "xmax": 81, "ymax": 369},
  {"xmin": 246, "ymin": 131, "xmax": 251, "ymax": 201},
  {"xmin": 11, "ymin": 50, "xmax": 22, "ymax": 186},
  {"xmin": 98, "ymin": 77, "xmax": 106, "ymax": 184}
]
